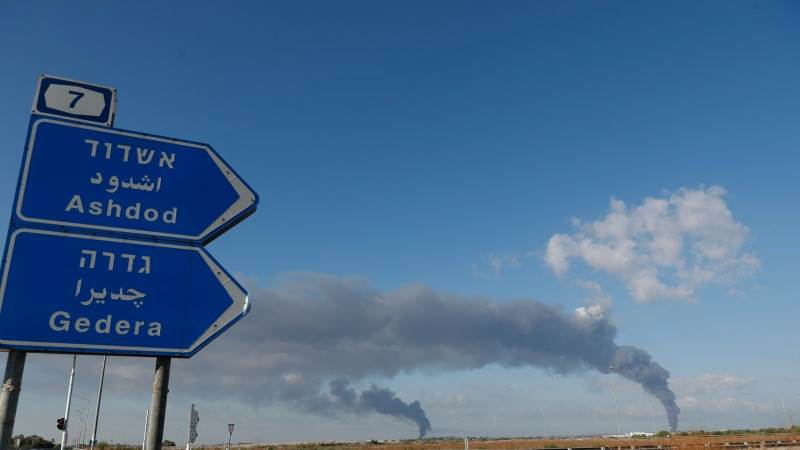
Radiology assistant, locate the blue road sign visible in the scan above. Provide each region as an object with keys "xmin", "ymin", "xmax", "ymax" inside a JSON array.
[
  {"xmin": 0, "ymin": 76, "xmax": 257, "ymax": 358},
  {"xmin": 13, "ymin": 117, "xmax": 258, "ymax": 244},
  {"xmin": 0, "ymin": 228, "xmax": 249, "ymax": 357},
  {"xmin": 32, "ymin": 75, "xmax": 117, "ymax": 126}
]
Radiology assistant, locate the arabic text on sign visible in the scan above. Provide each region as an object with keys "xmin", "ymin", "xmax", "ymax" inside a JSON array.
[
  {"xmin": 90, "ymin": 173, "xmax": 163, "ymax": 194},
  {"xmin": 75, "ymin": 281, "xmax": 147, "ymax": 309}
]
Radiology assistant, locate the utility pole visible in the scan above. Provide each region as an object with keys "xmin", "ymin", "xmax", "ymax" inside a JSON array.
[
  {"xmin": 650, "ymin": 405, "xmax": 657, "ymax": 433},
  {"xmin": 145, "ymin": 357, "xmax": 171, "ymax": 450},
  {"xmin": 90, "ymin": 356, "xmax": 107, "ymax": 450},
  {"xmin": 61, "ymin": 355, "xmax": 77, "ymax": 450},
  {"xmin": 610, "ymin": 366, "xmax": 622, "ymax": 436},
  {"xmin": 0, "ymin": 350, "xmax": 27, "ymax": 450},
  {"xmin": 540, "ymin": 407, "xmax": 548, "ymax": 437},
  {"xmin": 781, "ymin": 398, "xmax": 794, "ymax": 429}
]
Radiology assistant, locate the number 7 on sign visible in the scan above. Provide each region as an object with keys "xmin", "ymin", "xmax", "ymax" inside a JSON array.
[
  {"xmin": 39, "ymin": 81, "xmax": 110, "ymax": 121},
  {"xmin": 67, "ymin": 90, "xmax": 84, "ymax": 108}
]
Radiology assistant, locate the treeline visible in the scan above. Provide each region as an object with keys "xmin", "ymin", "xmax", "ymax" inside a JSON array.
[
  {"xmin": 11, "ymin": 435, "xmax": 55, "ymax": 449},
  {"xmin": 655, "ymin": 426, "xmax": 800, "ymax": 437},
  {"xmin": 10, "ymin": 436, "xmax": 172, "ymax": 450}
]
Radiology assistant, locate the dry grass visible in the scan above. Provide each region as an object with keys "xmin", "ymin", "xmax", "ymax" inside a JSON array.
[
  {"xmin": 372, "ymin": 434, "xmax": 800, "ymax": 450},
  {"xmin": 190, "ymin": 433, "xmax": 800, "ymax": 450}
]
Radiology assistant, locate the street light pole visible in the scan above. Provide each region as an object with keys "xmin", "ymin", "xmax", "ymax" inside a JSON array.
[
  {"xmin": 142, "ymin": 409, "xmax": 149, "ymax": 450},
  {"xmin": 90, "ymin": 356, "xmax": 107, "ymax": 450},
  {"xmin": 610, "ymin": 366, "xmax": 622, "ymax": 436},
  {"xmin": 61, "ymin": 355, "xmax": 77, "ymax": 450}
]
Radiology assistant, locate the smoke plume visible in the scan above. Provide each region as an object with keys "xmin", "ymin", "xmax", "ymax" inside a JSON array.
[
  {"xmin": 330, "ymin": 379, "xmax": 432, "ymax": 438},
  {"xmin": 186, "ymin": 273, "xmax": 679, "ymax": 436}
]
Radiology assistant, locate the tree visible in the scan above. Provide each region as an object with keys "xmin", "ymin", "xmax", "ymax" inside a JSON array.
[{"xmin": 13, "ymin": 434, "xmax": 55, "ymax": 449}]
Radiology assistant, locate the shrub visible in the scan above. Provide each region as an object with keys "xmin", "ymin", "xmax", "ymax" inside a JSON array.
[{"xmin": 13, "ymin": 434, "xmax": 55, "ymax": 449}]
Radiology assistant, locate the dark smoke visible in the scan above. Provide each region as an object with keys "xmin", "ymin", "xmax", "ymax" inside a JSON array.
[
  {"xmin": 330, "ymin": 379, "xmax": 432, "ymax": 438},
  {"xmin": 609, "ymin": 347, "xmax": 680, "ymax": 431},
  {"xmin": 182, "ymin": 273, "xmax": 679, "ymax": 435}
]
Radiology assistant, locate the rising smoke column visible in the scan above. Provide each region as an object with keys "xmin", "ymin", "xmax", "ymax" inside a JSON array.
[
  {"xmin": 181, "ymin": 273, "xmax": 680, "ymax": 436},
  {"xmin": 609, "ymin": 346, "xmax": 679, "ymax": 431},
  {"xmin": 329, "ymin": 378, "xmax": 432, "ymax": 438}
]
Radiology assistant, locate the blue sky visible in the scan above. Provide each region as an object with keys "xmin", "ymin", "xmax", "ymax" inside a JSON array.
[{"xmin": 2, "ymin": 0, "xmax": 800, "ymax": 444}]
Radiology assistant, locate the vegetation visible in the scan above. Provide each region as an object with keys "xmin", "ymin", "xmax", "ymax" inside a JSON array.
[
  {"xmin": 11, "ymin": 435, "xmax": 55, "ymax": 449},
  {"xmin": 19, "ymin": 426, "xmax": 800, "ymax": 450},
  {"xmin": 653, "ymin": 425, "xmax": 800, "ymax": 438}
]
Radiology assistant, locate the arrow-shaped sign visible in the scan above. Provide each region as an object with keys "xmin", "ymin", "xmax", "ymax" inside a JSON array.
[
  {"xmin": 0, "ymin": 228, "xmax": 249, "ymax": 357},
  {"xmin": 13, "ymin": 117, "xmax": 258, "ymax": 244}
]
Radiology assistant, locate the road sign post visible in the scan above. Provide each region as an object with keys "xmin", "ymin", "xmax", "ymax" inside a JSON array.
[
  {"xmin": 145, "ymin": 357, "xmax": 170, "ymax": 450},
  {"xmin": 0, "ymin": 75, "xmax": 258, "ymax": 450},
  {"xmin": 0, "ymin": 350, "xmax": 26, "ymax": 450}
]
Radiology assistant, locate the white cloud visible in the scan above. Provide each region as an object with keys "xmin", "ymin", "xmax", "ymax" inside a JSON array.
[
  {"xmin": 545, "ymin": 186, "xmax": 759, "ymax": 302},
  {"xmin": 545, "ymin": 234, "xmax": 575, "ymax": 276},
  {"xmin": 574, "ymin": 304, "xmax": 607, "ymax": 322}
]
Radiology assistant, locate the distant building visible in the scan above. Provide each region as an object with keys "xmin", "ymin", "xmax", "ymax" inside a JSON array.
[{"xmin": 603, "ymin": 432, "xmax": 656, "ymax": 438}]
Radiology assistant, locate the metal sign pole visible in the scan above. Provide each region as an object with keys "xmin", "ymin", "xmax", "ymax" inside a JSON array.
[
  {"xmin": 0, "ymin": 350, "xmax": 27, "ymax": 450},
  {"xmin": 61, "ymin": 355, "xmax": 77, "ymax": 450},
  {"xmin": 145, "ymin": 357, "xmax": 171, "ymax": 450},
  {"xmin": 89, "ymin": 355, "xmax": 107, "ymax": 450}
]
